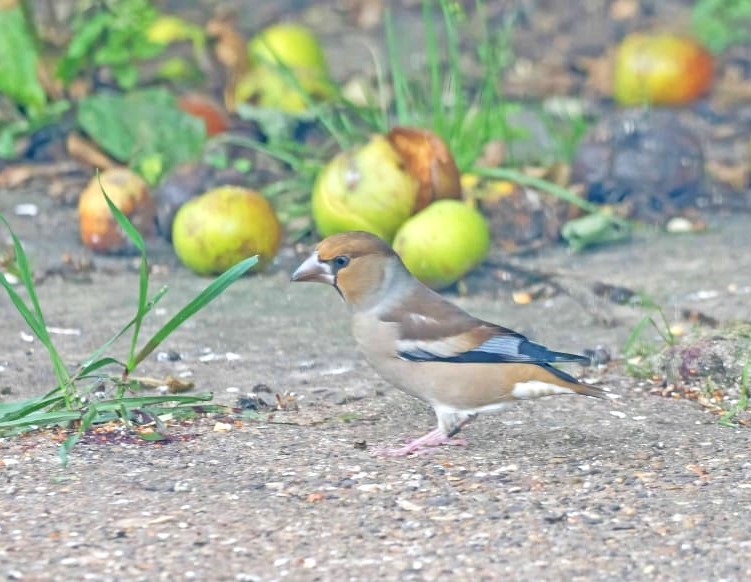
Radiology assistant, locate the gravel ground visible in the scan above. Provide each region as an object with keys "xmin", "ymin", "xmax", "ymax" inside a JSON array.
[
  {"xmin": 1, "ymin": 191, "xmax": 750, "ymax": 580},
  {"xmin": 2, "ymin": 0, "xmax": 751, "ymax": 578}
]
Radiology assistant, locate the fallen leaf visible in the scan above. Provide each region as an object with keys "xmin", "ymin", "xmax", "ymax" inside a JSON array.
[
  {"xmin": 66, "ymin": 132, "xmax": 117, "ymax": 169},
  {"xmin": 706, "ymin": 160, "xmax": 748, "ymax": 191}
]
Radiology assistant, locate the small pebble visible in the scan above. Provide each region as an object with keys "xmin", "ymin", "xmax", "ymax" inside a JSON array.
[
  {"xmin": 46, "ymin": 327, "xmax": 81, "ymax": 336},
  {"xmin": 609, "ymin": 411, "xmax": 627, "ymax": 419},
  {"xmin": 666, "ymin": 216, "xmax": 694, "ymax": 234},
  {"xmin": 14, "ymin": 203, "xmax": 38, "ymax": 217}
]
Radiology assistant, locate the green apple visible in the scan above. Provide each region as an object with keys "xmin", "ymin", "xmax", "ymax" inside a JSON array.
[
  {"xmin": 172, "ymin": 186, "xmax": 281, "ymax": 275},
  {"xmin": 312, "ymin": 135, "xmax": 419, "ymax": 242},
  {"xmin": 393, "ymin": 200, "xmax": 490, "ymax": 289}
]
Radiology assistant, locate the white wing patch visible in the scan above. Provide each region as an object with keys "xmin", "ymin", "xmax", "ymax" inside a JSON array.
[
  {"xmin": 512, "ymin": 381, "xmax": 575, "ymax": 400},
  {"xmin": 396, "ymin": 338, "xmax": 458, "ymax": 358},
  {"xmin": 407, "ymin": 313, "xmax": 439, "ymax": 325}
]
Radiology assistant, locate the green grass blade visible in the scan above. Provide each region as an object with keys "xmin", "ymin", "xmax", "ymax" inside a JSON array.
[
  {"xmin": 0, "ymin": 411, "xmax": 83, "ymax": 430},
  {"xmin": 77, "ymin": 357, "xmax": 127, "ymax": 378},
  {"xmin": 0, "ymin": 269, "xmax": 48, "ymax": 340},
  {"xmin": 211, "ymin": 133, "xmax": 303, "ymax": 169},
  {"xmin": 0, "ymin": 397, "xmax": 53, "ymax": 415},
  {"xmin": 423, "ymin": 0, "xmax": 443, "ymax": 131},
  {"xmin": 384, "ymin": 7, "xmax": 409, "ymax": 124},
  {"xmin": 734, "ymin": 361, "xmax": 749, "ymax": 409},
  {"xmin": 0, "ymin": 394, "xmax": 67, "ymax": 423},
  {"xmin": 100, "ymin": 183, "xmax": 146, "ymax": 253},
  {"xmin": 471, "ymin": 167, "xmax": 630, "ymax": 220},
  {"xmin": 78, "ymin": 285, "xmax": 168, "ymax": 375},
  {"xmin": 132, "ymin": 256, "xmax": 257, "ymax": 367},
  {"xmin": 99, "ymin": 176, "xmax": 150, "ymax": 371},
  {"xmin": 0, "ymin": 215, "xmax": 50, "ymax": 336},
  {"xmin": 623, "ymin": 315, "xmax": 652, "ymax": 356},
  {"xmin": 440, "ymin": 0, "xmax": 466, "ymax": 133},
  {"xmin": 93, "ymin": 393, "xmax": 214, "ymax": 411},
  {"xmin": 0, "ymin": 215, "xmax": 71, "ymax": 395}
]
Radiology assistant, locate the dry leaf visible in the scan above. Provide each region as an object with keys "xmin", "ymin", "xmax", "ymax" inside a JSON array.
[
  {"xmin": 579, "ymin": 50, "xmax": 615, "ymax": 97},
  {"xmin": 207, "ymin": 14, "xmax": 249, "ymax": 112},
  {"xmin": 610, "ymin": 0, "xmax": 639, "ymax": 20},
  {"xmin": 341, "ymin": 0, "xmax": 384, "ymax": 29},
  {"xmin": 714, "ymin": 66, "xmax": 751, "ymax": 108},
  {"xmin": 66, "ymin": 132, "xmax": 117, "ymax": 170},
  {"xmin": 706, "ymin": 160, "xmax": 749, "ymax": 191}
]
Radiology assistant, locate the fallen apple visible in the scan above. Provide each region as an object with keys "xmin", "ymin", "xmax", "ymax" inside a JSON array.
[
  {"xmin": 312, "ymin": 135, "xmax": 419, "ymax": 242},
  {"xmin": 78, "ymin": 167, "xmax": 156, "ymax": 253},
  {"xmin": 234, "ymin": 64, "xmax": 334, "ymax": 114},
  {"xmin": 248, "ymin": 23, "xmax": 328, "ymax": 73},
  {"xmin": 387, "ymin": 126, "xmax": 462, "ymax": 212},
  {"xmin": 393, "ymin": 199, "xmax": 490, "ymax": 289},
  {"xmin": 614, "ymin": 33, "xmax": 714, "ymax": 106},
  {"xmin": 172, "ymin": 186, "xmax": 281, "ymax": 275},
  {"xmin": 240, "ymin": 22, "xmax": 334, "ymax": 113}
]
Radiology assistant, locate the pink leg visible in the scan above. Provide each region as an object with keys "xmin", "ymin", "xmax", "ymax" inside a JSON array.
[{"xmin": 371, "ymin": 428, "xmax": 469, "ymax": 457}]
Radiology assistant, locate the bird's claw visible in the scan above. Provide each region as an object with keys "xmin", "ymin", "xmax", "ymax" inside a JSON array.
[{"xmin": 370, "ymin": 429, "xmax": 469, "ymax": 456}]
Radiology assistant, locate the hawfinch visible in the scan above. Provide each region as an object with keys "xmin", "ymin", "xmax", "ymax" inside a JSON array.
[{"xmin": 292, "ymin": 231, "xmax": 606, "ymax": 456}]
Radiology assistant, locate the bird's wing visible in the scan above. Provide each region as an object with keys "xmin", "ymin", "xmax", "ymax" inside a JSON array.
[{"xmin": 380, "ymin": 289, "xmax": 589, "ymax": 366}]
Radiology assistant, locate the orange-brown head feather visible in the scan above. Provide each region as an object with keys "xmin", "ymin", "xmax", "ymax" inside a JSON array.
[
  {"xmin": 315, "ymin": 231, "xmax": 395, "ymax": 262},
  {"xmin": 293, "ymin": 232, "xmax": 406, "ymax": 308}
]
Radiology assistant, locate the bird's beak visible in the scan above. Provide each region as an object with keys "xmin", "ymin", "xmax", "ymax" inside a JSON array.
[{"xmin": 291, "ymin": 252, "xmax": 335, "ymax": 285}]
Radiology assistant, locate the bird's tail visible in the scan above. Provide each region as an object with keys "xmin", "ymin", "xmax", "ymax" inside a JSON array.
[
  {"xmin": 571, "ymin": 382, "xmax": 610, "ymax": 399},
  {"xmin": 548, "ymin": 351, "xmax": 592, "ymax": 365},
  {"xmin": 541, "ymin": 363, "xmax": 611, "ymax": 399}
]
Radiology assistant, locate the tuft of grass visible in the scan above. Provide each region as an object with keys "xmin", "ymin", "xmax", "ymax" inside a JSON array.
[
  {"xmin": 381, "ymin": 0, "xmax": 517, "ymax": 169},
  {"xmin": 230, "ymin": 1, "xmax": 519, "ymax": 216},
  {"xmin": 0, "ymin": 178, "xmax": 257, "ymax": 465},
  {"xmin": 622, "ymin": 299, "xmax": 677, "ymax": 379},
  {"xmin": 719, "ymin": 362, "xmax": 750, "ymax": 428},
  {"xmin": 230, "ymin": 0, "xmax": 595, "ymax": 234}
]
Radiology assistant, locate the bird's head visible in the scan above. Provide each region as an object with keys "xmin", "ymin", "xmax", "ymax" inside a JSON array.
[{"xmin": 291, "ymin": 231, "xmax": 403, "ymax": 307}]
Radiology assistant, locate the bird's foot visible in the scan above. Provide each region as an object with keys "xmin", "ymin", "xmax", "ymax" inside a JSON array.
[{"xmin": 372, "ymin": 428, "xmax": 469, "ymax": 457}]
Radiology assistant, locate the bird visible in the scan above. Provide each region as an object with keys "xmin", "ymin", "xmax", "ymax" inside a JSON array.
[{"xmin": 291, "ymin": 231, "xmax": 608, "ymax": 456}]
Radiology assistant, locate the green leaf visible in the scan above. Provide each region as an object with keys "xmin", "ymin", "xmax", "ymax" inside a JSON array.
[
  {"xmin": 77, "ymin": 89, "xmax": 206, "ymax": 183},
  {"xmin": 63, "ymin": 12, "xmax": 109, "ymax": 60},
  {"xmin": 133, "ymin": 256, "xmax": 258, "ymax": 367},
  {"xmin": 137, "ymin": 431, "xmax": 167, "ymax": 441},
  {"xmin": 111, "ymin": 63, "xmax": 139, "ymax": 89},
  {"xmin": 0, "ymin": 2, "xmax": 46, "ymax": 111},
  {"xmin": 692, "ymin": 0, "xmax": 751, "ymax": 53},
  {"xmin": 561, "ymin": 213, "xmax": 632, "ymax": 252}
]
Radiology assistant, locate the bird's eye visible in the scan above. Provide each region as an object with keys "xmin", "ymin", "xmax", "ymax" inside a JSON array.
[{"xmin": 333, "ymin": 255, "xmax": 350, "ymax": 269}]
